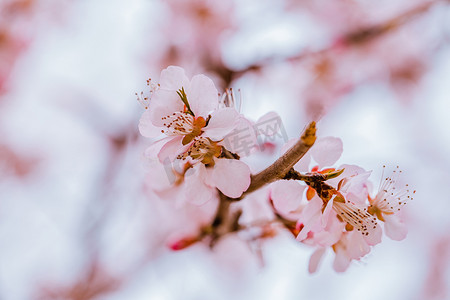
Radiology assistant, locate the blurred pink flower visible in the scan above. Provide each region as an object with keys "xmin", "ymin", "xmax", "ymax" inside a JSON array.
[{"xmin": 159, "ymin": 0, "xmax": 234, "ymax": 70}]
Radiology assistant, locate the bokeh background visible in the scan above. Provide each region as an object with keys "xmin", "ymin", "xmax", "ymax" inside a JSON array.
[{"xmin": 1, "ymin": 0, "xmax": 450, "ymax": 299}]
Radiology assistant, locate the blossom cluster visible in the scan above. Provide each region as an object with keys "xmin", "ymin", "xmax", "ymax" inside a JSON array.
[
  {"xmin": 138, "ymin": 66, "xmax": 251, "ymax": 204},
  {"xmin": 138, "ymin": 66, "xmax": 414, "ymax": 273},
  {"xmin": 270, "ymin": 139, "xmax": 414, "ymax": 272}
]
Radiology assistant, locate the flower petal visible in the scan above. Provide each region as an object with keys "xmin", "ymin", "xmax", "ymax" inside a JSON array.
[
  {"xmin": 157, "ymin": 135, "xmax": 185, "ymax": 162},
  {"xmin": 338, "ymin": 169, "xmax": 372, "ymax": 205},
  {"xmin": 270, "ymin": 181, "xmax": 305, "ymax": 214},
  {"xmin": 144, "ymin": 160, "xmax": 174, "ymax": 192},
  {"xmin": 384, "ymin": 214, "xmax": 408, "ymax": 241},
  {"xmin": 188, "ymin": 74, "xmax": 218, "ymax": 116},
  {"xmin": 221, "ymin": 117, "xmax": 258, "ymax": 157},
  {"xmin": 321, "ymin": 198, "xmax": 334, "ymax": 227},
  {"xmin": 310, "ymin": 137, "xmax": 343, "ymax": 167},
  {"xmin": 296, "ymin": 196, "xmax": 323, "ymax": 241},
  {"xmin": 203, "ymin": 108, "xmax": 240, "ymax": 140},
  {"xmin": 211, "ymin": 159, "xmax": 251, "ymax": 198},
  {"xmin": 308, "ymin": 248, "xmax": 326, "ymax": 274},
  {"xmin": 347, "ymin": 232, "xmax": 371, "ymax": 259},
  {"xmin": 184, "ymin": 164, "xmax": 216, "ymax": 205},
  {"xmin": 150, "ymin": 90, "xmax": 184, "ymax": 126},
  {"xmin": 315, "ymin": 217, "xmax": 344, "ymax": 246},
  {"xmin": 159, "ymin": 66, "xmax": 190, "ymax": 90},
  {"xmin": 363, "ymin": 223, "xmax": 382, "ymax": 246},
  {"xmin": 139, "ymin": 110, "xmax": 163, "ymax": 138},
  {"xmin": 333, "ymin": 249, "xmax": 351, "ymax": 273}
]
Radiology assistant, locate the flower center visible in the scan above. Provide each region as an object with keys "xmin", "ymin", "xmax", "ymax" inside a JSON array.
[
  {"xmin": 161, "ymin": 112, "xmax": 196, "ymax": 136},
  {"xmin": 333, "ymin": 200, "xmax": 378, "ymax": 236},
  {"xmin": 368, "ymin": 167, "xmax": 415, "ymax": 221},
  {"xmin": 177, "ymin": 137, "xmax": 222, "ymax": 165},
  {"xmin": 160, "ymin": 113, "xmax": 206, "ymax": 143}
]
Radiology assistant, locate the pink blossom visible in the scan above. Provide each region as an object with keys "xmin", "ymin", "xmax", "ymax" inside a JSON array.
[
  {"xmin": 139, "ymin": 66, "xmax": 241, "ymax": 161},
  {"xmin": 139, "ymin": 66, "xmax": 251, "ymax": 201},
  {"xmin": 273, "ymin": 145, "xmax": 382, "ymax": 249},
  {"xmin": 304, "ymin": 166, "xmax": 414, "ymax": 272},
  {"xmin": 269, "ymin": 180, "xmax": 305, "ymax": 215},
  {"xmin": 184, "ymin": 157, "xmax": 251, "ymax": 202},
  {"xmin": 301, "ymin": 204, "xmax": 345, "ymax": 248},
  {"xmin": 327, "ymin": 165, "xmax": 382, "ymax": 245},
  {"xmin": 152, "ymin": 0, "xmax": 234, "ymax": 73},
  {"xmin": 368, "ymin": 166, "xmax": 414, "ymax": 240},
  {"xmin": 296, "ymin": 191, "xmax": 382, "ymax": 246},
  {"xmin": 143, "ymin": 137, "xmax": 250, "ymax": 204},
  {"xmin": 330, "ymin": 164, "xmax": 372, "ymax": 205},
  {"xmin": 332, "ymin": 230, "xmax": 372, "ymax": 272},
  {"xmin": 308, "ymin": 230, "xmax": 372, "ymax": 273}
]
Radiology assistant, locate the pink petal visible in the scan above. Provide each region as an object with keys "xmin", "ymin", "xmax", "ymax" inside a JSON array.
[
  {"xmin": 221, "ymin": 117, "xmax": 258, "ymax": 157},
  {"xmin": 340, "ymin": 172, "xmax": 371, "ymax": 206},
  {"xmin": 308, "ymin": 248, "xmax": 326, "ymax": 274},
  {"xmin": 384, "ymin": 214, "xmax": 408, "ymax": 241},
  {"xmin": 338, "ymin": 164, "xmax": 367, "ymax": 177},
  {"xmin": 159, "ymin": 66, "xmax": 190, "ymax": 90},
  {"xmin": 363, "ymin": 223, "xmax": 382, "ymax": 246},
  {"xmin": 188, "ymin": 74, "xmax": 218, "ymax": 117},
  {"xmin": 144, "ymin": 161, "xmax": 175, "ymax": 192},
  {"xmin": 327, "ymin": 164, "xmax": 368, "ymax": 188},
  {"xmin": 333, "ymin": 249, "xmax": 351, "ymax": 273},
  {"xmin": 310, "ymin": 137, "xmax": 343, "ymax": 167},
  {"xmin": 150, "ymin": 90, "xmax": 184, "ymax": 126},
  {"xmin": 203, "ymin": 108, "xmax": 239, "ymax": 140},
  {"xmin": 157, "ymin": 136, "xmax": 185, "ymax": 163},
  {"xmin": 270, "ymin": 181, "xmax": 305, "ymax": 214},
  {"xmin": 211, "ymin": 159, "xmax": 251, "ymax": 198},
  {"xmin": 139, "ymin": 110, "xmax": 163, "ymax": 138},
  {"xmin": 296, "ymin": 196, "xmax": 323, "ymax": 241},
  {"xmin": 184, "ymin": 164, "xmax": 216, "ymax": 205},
  {"xmin": 302, "ymin": 196, "xmax": 323, "ymax": 218},
  {"xmin": 144, "ymin": 137, "xmax": 169, "ymax": 160},
  {"xmin": 142, "ymin": 140, "xmax": 183, "ymax": 195},
  {"xmin": 347, "ymin": 232, "xmax": 371, "ymax": 259},
  {"xmin": 321, "ymin": 198, "xmax": 334, "ymax": 227},
  {"xmin": 314, "ymin": 218, "xmax": 344, "ymax": 247}
]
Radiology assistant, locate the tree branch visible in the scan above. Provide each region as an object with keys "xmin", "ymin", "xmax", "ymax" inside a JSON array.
[
  {"xmin": 241, "ymin": 121, "xmax": 316, "ymax": 196},
  {"xmin": 206, "ymin": 122, "xmax": 316, "ymax": 246},
  {"xmin": 209, "ymin": 190, "xmax": 243, "ymax": 246}
]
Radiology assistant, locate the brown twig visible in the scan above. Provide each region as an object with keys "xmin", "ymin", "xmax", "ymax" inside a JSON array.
[
  {"xmin": 209, "ymin": 191, "xmax": 237, "ymax": 246},
  {"xmin": 207, "ymin": 122, "xmax": 315, "ymax": 244},
  {"xmin": 241, "ymin": 121, "xmax": 316, "ymax": 196}
]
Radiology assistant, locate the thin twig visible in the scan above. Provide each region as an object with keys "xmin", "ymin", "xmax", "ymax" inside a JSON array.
[{"xmin": 241, "ymin": 121, "xmax": 316, "ymax": 197}]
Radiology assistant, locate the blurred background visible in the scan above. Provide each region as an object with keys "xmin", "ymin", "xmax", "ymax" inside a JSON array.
[{"xmin": 1, "ymin": 0, "xmax": 450, "ymax": 299}]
